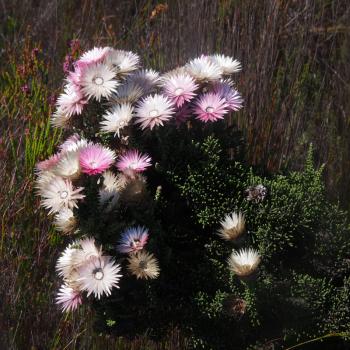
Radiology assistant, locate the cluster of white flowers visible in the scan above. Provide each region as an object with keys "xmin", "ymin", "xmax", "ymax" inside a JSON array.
[{"xmin": 35, "ymin": 46, "xmax": 245, "ymax": 313}]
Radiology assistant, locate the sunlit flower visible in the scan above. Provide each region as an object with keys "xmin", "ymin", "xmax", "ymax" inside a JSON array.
[
  {"xmin": 54, "ymin": 207, "xmax": 76, "ymax": 234},
  {"xmin": 56, "ymin": 83, "xmax": 87, "ymax": 116},
  {"xmin": 104, "ymin": 49, "xmax": 140, "ymax": 76},
  {"xmin": 100, "ymin": 103, "xmax": 133, "ymax": 136},
  {"xmin": 135, "ymin": 94, "xmax": 174, "ymax": 130},
  {"xmin": 53, "ymin": 151, "xmax": 81, "ymax": 179},
  {"xmin": 116, "ymin": 149, "xmax": 151, "ymax": 175},
  {"xmin": 194, "ymin": 92, "xmax": 228, "ymax": 122},
  {"xmin": 127, "ymin": 251, "xmax": 160, "ymax": 280},
  {"xmin": 162, "ymin": 73, "xmax": 198, "ymax": 107},
  {"xmin": 36, "ymin": 153, "xmax": 61, "ymax": 172},
  {"xmin": 217, "ymin": 211, "xmax": 245, "ymax": 241},
  {"xmin": 73, "ymin": 237, "xmax": 102, "ymax": 264},
  {"xmin": 228, "ymin": 248, "xmax": 261, "ymax": 277},
  {"xmin": 78, "ymin": 256, "xmax": 122, "ymax": 299},
  {"xmin": 56, "ymin": 245, "xmax": 79, "ymax": 281},
  {"xmin": 185, "ymin": 56, "xmax": 222, "ymax": 82},
  {"xmin": 59, "ymin": 135, "xmax": 88, "ymax": 153},
  {"xmin": 210, "ymin": 54, "xmax": 242, "ymax": 75},
  {"xmin": 117, "ymin": 226, "xmax": 149, "ymax": 254},
  {"xmin": 56, "ymin": 284, "xmax": 83, "ymax": 312},
  {"xmin": 39, "ymin": 176, "xmax": 85, "ymax": 214},
  {"xmin": 78, "ymin": 47, "xmax": 111, "ymax": 65},
  {"xmin": 51, "ymin": 108, "xmax": 71, "ymax": 128},
  {"xmin": 80, "ymin": 63, "xmax": 119, "ymax": 101},
  {"xmin": 79, "ymin": 144, "xmax": 116, "ymax": 175},
  {"xmin": 35, "ymin": 171, "xmax": 56, "ymax": 190},
  {"xmin": 212, "ymin": 81, "xmax": 243, "ymax": 111}
]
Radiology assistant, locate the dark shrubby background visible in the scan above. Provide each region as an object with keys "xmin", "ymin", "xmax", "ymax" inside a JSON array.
[{"xmin": 0, "ymin": 1, "xmax": 349, "ymax": 349}]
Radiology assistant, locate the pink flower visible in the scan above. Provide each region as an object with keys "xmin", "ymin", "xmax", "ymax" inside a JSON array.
[
  {"xmin": 212, "ymin": 81, "xmax": 243, "ymax": 111},
  {"xmin": 117, "ymin": 226, "xmax": 149, "ymax": 254},
  {"xmin": 193, "ymin": 92, "xmax": 228, "ymax": 122},
  {"xmin": 79, "ymin": 144, "xmax": 116, "ymax": 175},
  {"xmin": 56, "ymin": 83, "xmax": 88, "ymax": 116},
  {"xmin": 36, "ymin": 153, "xmax": 61, "ymax": 172},
  {"xmin": 68, "ymin": 62, "xmax": 87, "ymax": 86},
  {"xmin": 77, "ymin": 47, "xmax": 111, "ymax": 65},
  {"xmin": 116, "ymin": 150, "xmax": 151, "ymax": 175},
  {"xmin": 174, "ymin": 104, "xmax": 192, "ymax": 125},
  {"xmin": 163, "ymin": 73, "xmax": 198, "ymax": 108},
  {"xmin": 56, "ymin": 284, "xmax": 82, "ymax": 312}
]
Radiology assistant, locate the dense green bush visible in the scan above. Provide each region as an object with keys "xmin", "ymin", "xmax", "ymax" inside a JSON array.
[{"xmin": 85, "ymin": 120, "xmax": 350, "ymax": 349}]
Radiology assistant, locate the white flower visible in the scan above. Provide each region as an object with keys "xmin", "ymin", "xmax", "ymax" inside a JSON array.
[
  {"xmin": 217, "ymin": 211, "xmax": 245, "ymax": 241},
  {"xmin": 59, "ymin": 135, "xmax": 88, "ymax": 153},
  {"xmin": 78, "ymin": 256, "xmax": 122, "ymax": 299},
  {"xmin": 56, "ymin": 83, "xmax": 87, "ymax": 116},
  {"xmin": 51, "ymin": 107, "xmax": 71, "ymax": 128},
  {"xmin": 129, "ymin": 69, "xmax": 160, "ymax": 94},
  {"xmin": 228, "ymin": 248, "xmax": 261, "ymax": 277},
  {"xmin": 56, "ymin": 245, "xmax": 79, "ymax": 281},
  {"xmin": 35, "ymin": 171, "xmax": 56, "ymax": 190},
  {"xmin": 79, "ymin": 47, "xmax": 111, "ymax": 64},
  {"xmin": 98, "ymin": 171, "xmax": 123, "ymax": 212},
  {"xmin": 56, "ymin": 284, "xmax": 82, "ymax": 312},
  {"xmin": 135, "ymin": 94, "xmax": 174, "ymax": 130},
  {"xmin": 39, "ymin": 176, "xmax": 85, "ymax": 214},
  {"xmin": 80, "ymin": 63, "xmax": 119, "ymax": 101},
  {"xmin": 112, "ymin": 81, "xmax": 144, "ymax": 104},
  {"xmin": 104, "ymin": 49, "xmax": 140, "ymax": 75},
  {"xmin": 52, "ymin": 151, "xmax": 81, "ymax": 179},
  {"xmin": 100, "ymin": 103, "xmax": 133, "ymax": 136},
  {"xmin": 185, "ymin": 56, "xmax": 222, "ymax": 82},
  {"xmin": 210, "ymin": 54, "xmax": 242, "ymax": 75},
  {"xmin": 127, "ymin": 251, "xmax": 160, "ymax": 280},
  {"xmin": 54, "ymin": 208, "xmax": 76, "ymax": 233}
]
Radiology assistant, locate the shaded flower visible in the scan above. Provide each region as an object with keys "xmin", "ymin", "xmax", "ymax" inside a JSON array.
[
  {"xmin": 245, "ymin": 184, "xmax": 267, "ymax": 203},
  {"xmin": 117, "ymin": 226, "xmax": 149, "ymax": 254},
  {"xmin": 80, "ymin": 63, "xmax": 119, "ymax": 101},
  {"xmin": 50, "ymin": 108, "xmax": 71, "ymax": 128},
  {"xmin": 174, "ymin": 104, "xmax": 192, "ymax": 125},
  {"xmin": 120, "ymin": 174, "xmax": 147, "ymax": 204},
  {"xmin": 194, "ymin": 92, "xmax": 228, "ymax": 122},
  {"xmin": 217, "ymin": 211, "xmax": 245, "ymax": 241},
  {"xmin": 135, "ymin": 94, "xmax": 174, "ymax": 130},
  {"xmin": 56, "ymin": 284, "xmax": 82, "ymax": 312},
  {"xmin": 212, "ymin": 81, "xmax": 243, "ymax": 111},
  {"xmin": 79, "ymin": 144, "xmax": 116, "ymax": 175},
  {"xmin": 112, "ymin": 81, "xmax": 144, "ymax": 104},
  {"xmin": 127, "ymin": 251, "xmax": 160, "ymax": 279},
  {"xmin": 100, "ymin": 103, "xmax": 133, "ymax": 137},
  {"xmin": 185, "ymin": 56, "xmax": 222, "ymax": 82},
  {"xmin": 104, "ymin": 49, "xmax": 140, "ymax": 76},
  {"xmin": 116, "ymin": 149, "xmax": 151, "ymax": 175},
  {"xmin": 36, "ymin": 153, "xmax": 61, "ymax": 172},
  {"xmin": 59, "ymin": 135, "xmax": 88, "ymax": 153},
  {"xmin": 39, "ymin": 176, "xmax": 85, "ymax": 214},
  {"xmin": 129, "ymin": 69, "xmax": 160, "ymax": 94},
  {"xmin": 228, "ymin": 248, "xmax": 261, "ymax": 277},
  {"xmin": 54, "ymin": 208, "xmax": 76, "ymax": 234},
  {"xmin": 162, "ymin": 73, "xmax": 198, "ymax": 107},
  {"xmin": 78, "ymin": 256, "xmax": 122, "ymax": 299},
  {"xmin": 210, "ymin": 54, "xmax": 242, "ymax": 75}
]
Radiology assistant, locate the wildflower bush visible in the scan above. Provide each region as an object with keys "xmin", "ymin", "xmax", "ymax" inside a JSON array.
[{"xmin": 34, "ymin": 46, "xmax": 350, "ymax": 349}]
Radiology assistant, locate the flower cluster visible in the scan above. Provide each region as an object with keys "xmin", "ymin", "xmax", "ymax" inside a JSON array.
[{"xmin": 35, "ymin": 47, "xmax": 244, "ymax": 313}]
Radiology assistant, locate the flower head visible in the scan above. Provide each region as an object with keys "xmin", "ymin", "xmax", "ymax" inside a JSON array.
[
  {"xmin": 56, "ymin": 284, "xmax": 83, "ymax": 312},
  {"xmin": 100, "ymin": 103, "xmax": 133, "ymax": 137},
  {"xmin": 104, "ymin": 49, "xmax": 140, "ymax": 76},
  {"xmin": 78, "ymin": 256, "xmax": 122, "ymax": 299},
  {"xmin": 112, "ymin": 81, "xmax": 144, "ymax": 104},
  {"xmin": 36, "ymin": 153, "xmax": 61, "ymax": 172},
  {"xmin": 185, "ymin": 56, "xmax": 222, "ymax": 82},
  {"xmin": 228, "ymin": 248, "xmax": 261, "ymax": 277},
  {"xmin": 117, "ymin": 226, "xmax": 149, "ymax": 254},
  {"xmin": 56, "ymin": 83, "xmax": 87, "ymax": 116},
  {"xmin": 212, "ymin": 81, "xmax": 243, "ymax": 112},
  {"xmin": 54, "ymin": 208, "xmax": 76, "ymax": 233},
  {"xmin": 79, "ymin": 144, "xmax": 116, "ymax": 175},
  {"xmin": 210, "ymin": 54, "xmax": 241, "ymax": 75},
  {"xmin": 78, "ymin": 47, "xmax": 111, "ymax": 65},
  {"xmin": 51, "ymin": 108, "xmax": 71, "ymax": 128},
  {"xmin": 162, "ymin": 73, "xmax": 198, "ymax": 107},
  {"xmin": 129, "ymin": 69, "xmax": 160, "ymax": 94},
  {"xmin": 245, "ymin": 184, "xmax": 267, "ymax": 203},
  {"xmin": 80, "ymin": 63, "xmax": 119, "ymax": 101},
  {"xmin": 53, "ymin": 151, "xmax": 81, "ymax": 179},
  {"xmin": 39, "ymin": 176, "xmax": 85, "ymax": 214},
  {"xmin": 116, "ymin": 149, "xmax": 151, "ymax": 175},
  {"xmin": 217, "ymin": 212, "xmax": 245, "ymax": 241},
  {"xmin": 194, "ymin": 92, "xmax": 228, "ymax": 122},
  {"xmin": 59, "ymin": 135, "xmax": 88, "ymax": 153},
  {"xmin": 127, "ymin": 251, "xmax": 160, "ymax": 280},
  {"xmin": 135, "ymin": 94, "xmax": 174, "ymax": 130},
  {"xmin": 174, "ymin": 104, "xmax": 192, "ymax": 125}
]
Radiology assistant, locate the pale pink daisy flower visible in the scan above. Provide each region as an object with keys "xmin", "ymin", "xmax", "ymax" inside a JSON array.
[
  {"xmin": 116, "ymin": 226, "xmax": 149, "ymax": 254},
  {"xmin": 194, "ymin": 92, "xmax": 229, "ymax": 122},
  {"xmin": 185, "ymin": 55, "xmax": 222, "ymax": 82},
  {"xmin": 79, "ymin": 144, "xmax": 116, "ymax": 175},
  {"xmin": 56, "ymin": 83, "xmax": 88, "ymax": 116},
  {"xmin": 174, "ymin": 104, "xmax": 192, "ymax": 125},
  {"xmin": 162, "ymin": 73, "xmax": 198, "ymax": 108},
  {"xmin": 212, "ymin": 81, "xmax": 243, "ymax": 111},
  {"xmin": 135, "ymin": 94, "xmax": 174, "ymax": 130},
  {"xmin": 116, "ymin": 149, "xmax": 151, "ymax": 175},
  {"xmin": 210, "ymin": 54, "xmax": 242, "ymax": 75},
  {"xmin": 36, "ymin": 153, "xmax": 61, "ymax": 172},
  {"xmin": 56, "ymin": 284, "xmax": 83, "ymax": 312},
  {"xmin": 80, "ymin": 63, "xmax": 119, "ymax": 101},
  {"xmin": 77, "ymin": 256, "xmax": 122, "ymax": 299},
  {"xmin": 59, "ymin": 134, "xmax": 88, "ymax": 153},
  {"xmin": 68, "ymin": 62, "xmax": 87, "ymax": 86},
  {"xmin": 39, "ymin": 176, "xmax": 85, "ymax": 214},
  {"xmin": 104, "ymin": 49, "xmax": 140, "ymax": 76},
  {"xmin": 78, "ymin": 47, "xmax": 111, "ymax": 65}
]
